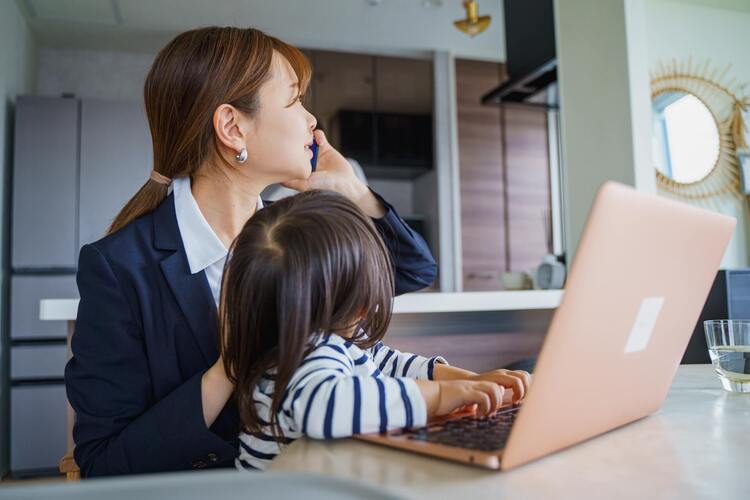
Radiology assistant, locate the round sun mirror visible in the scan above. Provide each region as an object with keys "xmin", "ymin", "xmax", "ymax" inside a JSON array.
[{"xmin": 651, "ymin": 91, "xmax": 720, "ymax": 184}]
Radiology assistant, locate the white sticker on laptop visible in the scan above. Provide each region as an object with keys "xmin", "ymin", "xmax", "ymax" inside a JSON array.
[{"xmin": 624, "ymin": 297, "xmax": 665, "ymax": 353}]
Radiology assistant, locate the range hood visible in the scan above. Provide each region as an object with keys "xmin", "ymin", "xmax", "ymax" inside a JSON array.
[
  {"xmin": 481, "ymin": 59, "xmax": 557, "ymax": 106},
  {"xmin": 481, "ymin": 0, "xmax": 557, "ymax": 107}
]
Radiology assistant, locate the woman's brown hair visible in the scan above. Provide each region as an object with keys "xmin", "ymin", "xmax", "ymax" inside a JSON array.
[
  {"xmin": 107, "ymin": 26, "xmax": 311, "ymax": 234},
  {"xmin": 219, "ymin": 190, "xmax": 395, "ymax": 440}
]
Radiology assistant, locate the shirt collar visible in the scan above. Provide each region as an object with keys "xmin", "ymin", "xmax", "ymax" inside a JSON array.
[{"xmin": 172, "ymin": 176, "xmax": 263, "ymax": 274}]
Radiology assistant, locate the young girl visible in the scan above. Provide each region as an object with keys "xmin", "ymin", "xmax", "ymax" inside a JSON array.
[{"xmin": 220, "ymin": 190, "xmax": 530, "ymax": 471}]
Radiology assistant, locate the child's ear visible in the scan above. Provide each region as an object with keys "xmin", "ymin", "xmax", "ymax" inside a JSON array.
[{"xmin": 356, "ymin": 306, "xmax": 368, "ymax": 322}]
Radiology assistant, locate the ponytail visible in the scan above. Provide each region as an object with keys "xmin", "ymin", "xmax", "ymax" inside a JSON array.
[{"xmin": 107, "ymin": 178, "xmax": 169, "ymax": 235}]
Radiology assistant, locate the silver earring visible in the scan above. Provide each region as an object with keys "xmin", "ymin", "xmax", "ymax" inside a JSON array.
[{"xmin": 235, "ymin": 147, "xmax": 247, "ymax": 163}]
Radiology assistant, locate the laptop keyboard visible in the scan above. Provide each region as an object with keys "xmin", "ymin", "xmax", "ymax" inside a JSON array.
[{"xmin": 403, "ymin": 404, "xmax": 520, "ymax": 452}]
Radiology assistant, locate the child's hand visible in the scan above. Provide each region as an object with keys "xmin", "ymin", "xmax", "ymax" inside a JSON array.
[
  {"xmin": 468, "ymin": 369, "xmax": 531, "ymax": 404},
  {"xmin": 416, "ymin": 380, "xmax": 505, "ymax": 417}
]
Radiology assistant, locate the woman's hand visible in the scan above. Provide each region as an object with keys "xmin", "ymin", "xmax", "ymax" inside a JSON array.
[
  {"xmin": 416, "ymin": 380, "xmax": 505, "ymax": 417},
  {"xmin": 281, "ymin": 130, "xmax": 386, "ymax": 218},
  {"xmin": 200, "ymin": 356, "xmax": 235, "ymax": 427},
  {"xmin": 468, "ymin": 369, "xmax": 531, "ymax": 404}
]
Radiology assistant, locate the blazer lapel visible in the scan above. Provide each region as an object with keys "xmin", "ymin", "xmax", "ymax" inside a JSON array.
[{"xmin": 153, "ymin": 193, "xmax": 219, "ymax": 365}]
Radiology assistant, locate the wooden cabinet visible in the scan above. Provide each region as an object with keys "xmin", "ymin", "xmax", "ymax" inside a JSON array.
[
  {"xmin": 304, "ymin": 50, "xmax": 433, "ymax": 153},
  {"xmin": 456, "ymin": 60, "xmax": 507, "ymax": 291},
  {"xmin": 456, "ymin": 59, "xmax": 551, "ymax": 291},
  {"xmin": 374, "ymin": 55, "xmax": 432, "ymax": 114},
  {"xmin": 504, "ymin": 107, "xmax": 550, "ymax": 273},
  {"xmin": 308, "ymin": 49, "xmax": 374, "ymax": 142}
]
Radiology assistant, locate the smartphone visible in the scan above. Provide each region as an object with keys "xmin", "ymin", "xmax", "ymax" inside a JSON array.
[{"xmin": 310, "ymin": 140, "xmax": 319, "ymax": 172}]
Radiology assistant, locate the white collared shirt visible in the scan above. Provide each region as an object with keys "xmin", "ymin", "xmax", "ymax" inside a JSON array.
[{"xmin": 172, "ymin": 176, "xmax": 264, "ymax": 305}]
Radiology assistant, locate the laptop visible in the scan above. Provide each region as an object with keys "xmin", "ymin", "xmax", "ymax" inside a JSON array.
[{"xmin": 356, "ymin": 181, "xmax": 736, "ymax": 470}]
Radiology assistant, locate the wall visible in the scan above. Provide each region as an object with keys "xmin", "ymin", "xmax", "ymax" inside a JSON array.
[
  {"xmin": 0, "ymin": 0, "xmax": 37, "ymax": 476},
  {"xmin": 644, "ymin": 0, "xmax": 750, "ymax": 267},
  {"xmin": 37, "ymin": 48, "xmax": 151, "ymax": 101},
  {"xmin": 555, "ymin": 0, "xmax": 655, "ymax": 263}
]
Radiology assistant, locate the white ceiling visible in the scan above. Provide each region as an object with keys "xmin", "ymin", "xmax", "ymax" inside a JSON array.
[
  {"xmin": 17, "ymin": 0, "xmax": 506, "ymax": 61},
  {"xmin": 655, "ymin": 0, "xmax": 750, "ymax": 13}
]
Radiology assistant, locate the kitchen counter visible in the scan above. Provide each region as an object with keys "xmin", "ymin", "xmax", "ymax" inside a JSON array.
[{"xmin": 40, "ymin": 290, "xmax": 564, "ymax": 320}]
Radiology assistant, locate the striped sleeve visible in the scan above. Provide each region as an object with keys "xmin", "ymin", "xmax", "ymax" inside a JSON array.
[
  {"xmin": 281, "ymin": 340, "xmax": 427, "ymax": 439},
  {"xmin": 368, "ymin": 341, "xmax": 448, "ymax": 380}
]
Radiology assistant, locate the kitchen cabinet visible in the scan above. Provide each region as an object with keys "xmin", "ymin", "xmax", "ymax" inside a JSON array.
[
  {"xmin": 78, "ymin": 98, "xmax": 151, "ymax": 248},
  {"xmin": 456, "ymin": 59, "xmax": 551, "ymax": 290},
  {"xmin": 10, "ymin": 385, "xmax": 68, "ymax": 472},
  {"xmin": 10, "ymin": 275, "xmax": 78, "ymax": 340},
  {"xmin": 12, "ymin": 96, "xmax": 79, "ymax": 270}
]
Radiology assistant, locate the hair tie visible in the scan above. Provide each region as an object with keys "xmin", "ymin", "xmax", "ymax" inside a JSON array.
[{"xmin": 150, "ymin": 170, "xmax": 172, "ymax": 186}]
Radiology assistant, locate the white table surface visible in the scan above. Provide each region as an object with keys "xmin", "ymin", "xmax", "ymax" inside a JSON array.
[
  {"xmin": 269, "ymin": 365, "xmax": 747, "ymax": 500},
  {"xmin": 39, "ymin": 290, "xmax": 564, "ymax": 320}
]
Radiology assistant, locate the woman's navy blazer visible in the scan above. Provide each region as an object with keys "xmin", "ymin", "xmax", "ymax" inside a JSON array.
[{"xmin": 64, "ymin": 191, "xmax": 437, "ymax": 477}]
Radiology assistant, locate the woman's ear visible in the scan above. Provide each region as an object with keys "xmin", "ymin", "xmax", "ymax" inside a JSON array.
[{"xmin": 213, "ymin": 104, "xmax": 250, "ymax": 155}]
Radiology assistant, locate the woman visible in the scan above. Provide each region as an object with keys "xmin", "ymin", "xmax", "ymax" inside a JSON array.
[{"xmin": 64, "ymin": 27, "xmax": 439, "ymax": 477}]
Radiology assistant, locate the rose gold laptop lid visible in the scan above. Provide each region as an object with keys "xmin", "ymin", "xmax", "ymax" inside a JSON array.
[{"xmin": 500, "ymin": 181, "xmax": 736, "ymax": 470}]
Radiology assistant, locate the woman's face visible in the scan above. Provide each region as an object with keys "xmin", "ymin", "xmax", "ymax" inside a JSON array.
[{"xmin": 245, "ymin": 51, "xmax": 317, "ymax": 183}]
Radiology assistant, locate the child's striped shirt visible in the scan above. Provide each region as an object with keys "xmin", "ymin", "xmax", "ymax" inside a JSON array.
[{"xmin": 236, "ymin": 333, "xmax": 447, "ymax": 471}]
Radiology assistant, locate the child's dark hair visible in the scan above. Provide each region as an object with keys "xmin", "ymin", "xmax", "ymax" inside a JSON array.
[{"xmin": 219, "ymin": 190, "xmax": 394, "ymax": 439}]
